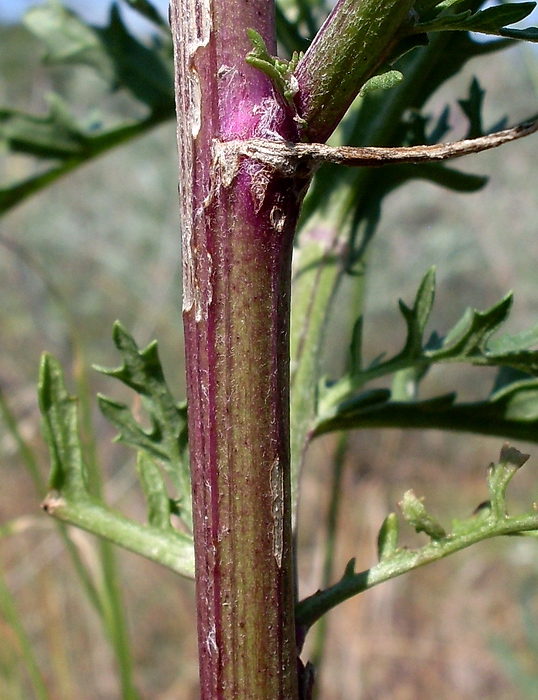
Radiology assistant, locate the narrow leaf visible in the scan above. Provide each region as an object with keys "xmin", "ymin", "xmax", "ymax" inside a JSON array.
[
  {"xmin": 136, "ymin": 453, "xmax": 173, "ymax": 529},
  {"xmin": 398, "ymin": 267, "xmax": 436, "ymax": 360},
  {"xmin": 38, "ymin": 353, "xmax": 88, "ymax": 497}
]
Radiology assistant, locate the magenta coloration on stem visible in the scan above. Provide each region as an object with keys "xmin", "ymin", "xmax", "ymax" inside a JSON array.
[{"xmin": 169, "ymin": 0, "xmax": 306, "ymax": 697}]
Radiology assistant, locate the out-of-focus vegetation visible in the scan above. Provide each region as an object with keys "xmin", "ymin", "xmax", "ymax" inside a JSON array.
[{"xmin": 2, "ymin": 11, "xmax": 538, "ymax": 700}]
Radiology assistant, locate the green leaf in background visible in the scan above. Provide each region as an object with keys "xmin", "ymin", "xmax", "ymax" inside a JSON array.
[
  {"xmin": 1, "ymin": 94, "xmax": 89, "ymax": 159},
  {"xmin": 299, "ymin": 20, "xmax": 501, "ymax": 260},
  {"xmin": 38, "ymin": 350, "xmax": 194, "ymax": 577},
  {"xmin": 96, "ymin": 4, "xmax": 174, "ymax": 108},
  {"xmin": 296, "ymin": 444, "xmax": 538, "ymax": 634},
  {"xmin": 23, "ymin": 1, "xmax": 174, "ymax": 102},
  {"xmin": 23, "ymin": 2, "xmax": 116, "ymax": 81},
  {"xmin": 38, "ymin": 353, "xmax": 89, "ymax": 498},
  {"xmin": 315, "ymin": 268, "xmax": 538, "ymax": 442},
  {"xmin": 413, "ymin": 1, "xmax": 538, "ymax": 41},
  {"xmin": 0, "ymin": 111, "xmax": 170, "ymax": 214},
  {"xmin": 314, "ymin": 369, "xmax": 538, "ymax": 443},
  {"xmin": 0, "ymin": 1, "xmax": 175, "ymax": 216},
  {"xmin": 123, "ymin": 0, "xmax": 169, "ymax": 29},
  {"xmin": 136, "ymin": 452, "xmax": 175, "ymax": 529},
  {"xmin": 95, "ymin": 322, "xmax": 192, "ymax": 528}
]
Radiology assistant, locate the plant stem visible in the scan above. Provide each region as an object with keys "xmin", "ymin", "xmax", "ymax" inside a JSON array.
[
  {"xmin": 295, "ymin": 0, "xmax": 415, "ymax": 142},
  {"xmin": 170, "ymin": 1, "xmax": 305, "ymax": 696}
]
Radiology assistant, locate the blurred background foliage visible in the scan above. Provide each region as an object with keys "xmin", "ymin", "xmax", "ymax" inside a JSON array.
[{"xmin": 1, "ymin": 1, "xmax": 538, "ymax": 698}]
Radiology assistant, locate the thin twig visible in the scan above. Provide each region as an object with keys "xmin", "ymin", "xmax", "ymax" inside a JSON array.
[{"xmin": 224, "ymin": 115, "xmax": 538, "ymax": 175}]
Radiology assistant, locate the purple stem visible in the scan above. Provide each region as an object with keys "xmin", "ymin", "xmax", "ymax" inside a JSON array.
[{"xmin": 170, "ymin": 1, "xmax": 306, "ymax": 697}]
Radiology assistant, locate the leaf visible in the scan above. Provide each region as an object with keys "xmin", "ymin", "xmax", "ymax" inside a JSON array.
[
  {"xmin": 397, "ymin": 267, "xmax": 436, "ymax": 361},
  {"xmin": 0, "ymin": 2, "xmax": 175, "ymax": 216},
  {"xmin": 458, "ymin": 77, "xmax": 485, "ymax": 138},
  {"xmin": 23, "ymin": 3, "xmax": 115, "ymax": 82},
  {"xmin": 487, "ymin": 443, "xmax": 530, "ymax": 519},
  {"xmin": 96, "ymin": 4, "xmax": 174, "ymax": 109},
  {"xmin": 500, "ymin": 26, "xmax": 538, "ymax": 41},
  {"xmin": 414, "ymin": 1, "xmax": 538, "ymax": 40},
  {"xmin": 38, "ymin": 353, "xmax": 88, "ymax": 497},
  {"xmin": 122, "ymin": 0, "xmax": 168, "ymax": 29},
  {"xmin": 404, "ymin": 162, "xmax": 488, "ymax": 191},
  {"xmin": 300, "ymin": 22, "xmax": 501, "ymax": 257},
  {"xmin": 296, "ymin": 443, "xmax": 538, "ymax": 633},
  {"xmin": 377, "ymin": 512, "xmax": 399, "ymax": 559},
  {"xmin": 24, "ymin": 2, "xmax": 174, "ymax": 105},
  {"xmin": 275, "ymin": 3, "xmax": 311, "ymax": 55},
  {"xmin": 136, "ymin": 452, "xmax": 174, "ymax": 529},
  {"xmin": 37, "ymin": 350, "xmax": 194, "ymax": 577},
  {"xmin": 359, "ymin": 69, "xmax": 404, "ymax": 98},
  {"xmin": 315, "ymin": 270, "xmax": 538, "ymax": 440},
  {"xmin": 313, "ymin": 376, "xmax": 538, "ymax": 444},
  {"xmin": 0, "ymin": 110, "xmax": 171, "ymax": 215},
  {"xmin": 95, "ymin": 323, "xmax": 192, "ymax": 526},
  {"xmin": 0, "ymin": 95, "xmax": 87, "ymax": 159}
]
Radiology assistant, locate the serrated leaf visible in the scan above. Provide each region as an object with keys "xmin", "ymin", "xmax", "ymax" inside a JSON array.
[
  {"xmin": 37, "ymin": 351, "xmax": 194, "ymax": 577},
  {"xmin": 303, "ymin": 26, "xmax": 499, "ymax": 260},
  {"xmin": 313, "ymin": 375, "xmax": 538, "ymax": 445},
  {"xmin": 95, "ymin": 323, "xmax": 191, "ymax": 526},
  {"xmin": 38, "ymin": 353, "xmax": 88, "ymax": 497},
  {"xmin": 428, "ymin": 294, "xmax": 513, "ymax": 362}
]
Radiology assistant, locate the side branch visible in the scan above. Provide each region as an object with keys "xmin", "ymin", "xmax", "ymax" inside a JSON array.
[{"xmin": 223, "ymin": 115, "xmax": 538, "ymax": 175}]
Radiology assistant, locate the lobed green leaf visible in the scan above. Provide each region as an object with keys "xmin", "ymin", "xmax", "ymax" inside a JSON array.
[
  {"xmin": 95, "ymin": 322, "xmax": 192, "ymax": 527},
  {"xmin": 37, "ymin": 349, "xmax": 194, "ymax": 577},
  {"xmin": 296, "ymin": 444, "xmax": 538, "ymax": 633},
  {"xmin": 315, "ymin": 268, "xmax": 538, "ymax": 441},
  {"xmin": 413, "ymin": 1, "xmax": 538, "ymax": 41}
]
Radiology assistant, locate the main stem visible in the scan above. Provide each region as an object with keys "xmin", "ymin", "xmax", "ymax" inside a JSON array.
[
  {"xmin": 170, "ymin": 1, "xmax": 304, "ymax": 697},
  {"xmin": 169, "ymin": 0, "xmax": 421, "ymax": 695}
]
